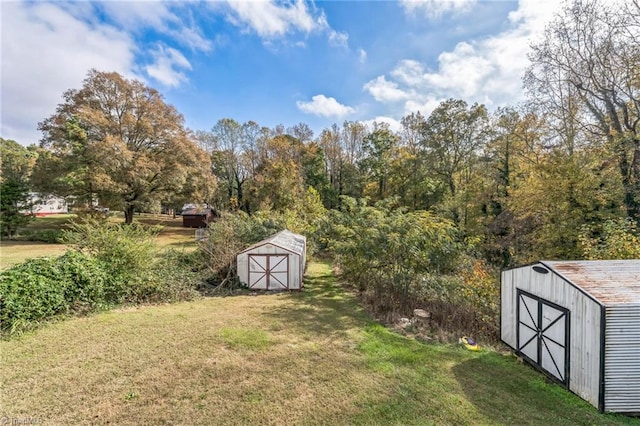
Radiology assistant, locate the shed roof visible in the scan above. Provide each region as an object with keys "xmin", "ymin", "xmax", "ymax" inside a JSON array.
[
  {"xmin": 182, "ymin": 208, "xmax": 212, "ymax": 216},
  {"xmin": 541, "ymin": 260, "xmax": 640, "ymax": 305},
  {"xmin": 240, "ymin": 230, "xmax": 306, "ymax": 256}
]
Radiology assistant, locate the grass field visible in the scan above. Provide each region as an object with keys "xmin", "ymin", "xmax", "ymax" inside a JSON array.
[
  {"xmin": 1, "ymin": 262, "xmax": 637, "ymax": 425},
  {"xmin": 0, "ymin": 213, "xmax": 196, "ymax": 268},
  {"xmin": 0, "ymin": 241, "xmax": 69, "ymax": 269}
]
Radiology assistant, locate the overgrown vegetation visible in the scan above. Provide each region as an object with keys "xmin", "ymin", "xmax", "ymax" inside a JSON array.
[
  {"xmin": 579, "ymin": 218, "xmax": 640, "ymax": 260},
  {"xmin": 0, "ymin": 251, "xmax": 109, "ymax": 334},
  {"xmin": 317, "ymin": 197, "xmax": 500, "ymax": 340},
  {"xmin": 0, "ymin": 219, "xmax": 201, "ymax": 336},
  {"xmin": 19, "ymin": 228, "xmax": 66, "ymax": 243},
  {"xmin": 198, "ymin": 189, "xmax": 326, "ymax": 290}
]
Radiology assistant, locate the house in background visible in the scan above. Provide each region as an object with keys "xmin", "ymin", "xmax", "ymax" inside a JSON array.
[{"xmin": 22, "ymin": 193, "xmax": 69, "ymax": 216}]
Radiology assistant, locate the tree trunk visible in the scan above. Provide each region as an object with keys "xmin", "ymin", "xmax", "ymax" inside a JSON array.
[{"xmin": 124, "ymin": 205, "xmax": 135, "ymax": 224}]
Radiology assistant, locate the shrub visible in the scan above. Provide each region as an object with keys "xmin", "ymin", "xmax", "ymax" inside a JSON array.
[
  {"xmin": 319, "ymin": 197, "xmax": 501, "ymax": 341},
  {"xmin": 1, "ymin": 220, "xmax": 206, "ymax": 337},
  {"xmin": 63, "ymin": 219, "xmax": 162, "ymax": 302},
  {"xmin": 0, "ymin": 259, "xmax": 68, "ymax": 334},
  {"xmin": 414, "ymin": 259, "xmax": 500, "ymax": 340},
  {"xmin": 320, "ymin": 197, "xmax": 462, "ymax": 311},
  {"xmin": 54, "ymin": 250, "xmax": 111, "ymax": 308},
  {"xmin": 64, "ymin": 219, "xmax": 202, "ymax": 304},
  {"xmin": 0, "ymin": 251, "xmax": 111, "ymax": 336}
]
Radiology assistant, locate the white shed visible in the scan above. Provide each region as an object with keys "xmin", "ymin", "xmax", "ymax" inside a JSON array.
[
  {"xmin": 236, "ymin": 230, "xmax": 306, "ymax": 291},
  {"xmin": 501, "ymin": 260, "xmax": 640, "ymax": 414}
]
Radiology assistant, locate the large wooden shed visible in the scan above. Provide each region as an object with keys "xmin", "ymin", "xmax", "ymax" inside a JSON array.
[
  {"xmin": 501, "ymin": 260, "xmax": 640, "ymax": 414},
  {"xmin": 236, "ymin": 230, "xmax": 306, "ymax": 291}
]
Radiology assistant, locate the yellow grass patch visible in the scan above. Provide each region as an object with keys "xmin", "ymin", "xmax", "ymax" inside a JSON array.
[{"xmin": 0, "ymin": 241, "xmax": 68, "ymax": 269}]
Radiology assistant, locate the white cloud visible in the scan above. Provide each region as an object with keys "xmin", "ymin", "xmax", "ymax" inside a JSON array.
[
  {"xmin": 404, "ymin": 97, "xmax": 442, "ymax": 116},
  {"xmin": 297, "ymin": 95, "xmax": 355, "ymax": 118},
  {"xmin": 100, "ymin": 2, "xmax": 212, "ymax": 52},
  {"xmin": 224, "ymin": 0, "xmax": 348, "ymax": 48},
  {"xmin": 145, "ymin": 45, "xmax": 192, "ymax": 88},
  {"xmin": 401, "ymin": 0, "xmax": 477, "ymax": 19},
  {"xmin": 362, "ymin": 116, "xmax": 403, "ymax": 133},
  {"xmin": 363, "ymin": 76, "xmax": 410, "ymax": 103},
  {"xmin": 390, "ymin": 60, "xmax": 425, "ymax": 86},
  {"xmin": 365, "ymin": 0, "xmax": 562, "ymax": 117},
  {"xmin": 225, "ymin": 0, "xmax": 322, "ymax": 38},
  {"xmin": 0, "ymin": 2, "xmax": 136, "ymax": 145},
  {"xmin": 358, "ymin": 48, "xmax": 367, "ymax": 63},
  {"xmin": 328, "ymin": 30, "xmax": 349, "ymax": 48},
  {"xmin": 169, "ymin": 26, "xmax": 214, "ymax": 53},
  {"xmin": 99, "ymin": 2, "xmax": 177, "ymax": 30}
]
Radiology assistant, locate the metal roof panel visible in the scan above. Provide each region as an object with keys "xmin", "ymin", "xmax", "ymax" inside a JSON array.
[{"xmin": 542, "ymin": 260, "xmax": 640, "ymax": 305}]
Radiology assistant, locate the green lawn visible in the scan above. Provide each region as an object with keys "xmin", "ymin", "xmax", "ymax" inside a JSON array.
[{"xmin": 1, "ymin": 262, "xmax": 636, "ymax": 425}]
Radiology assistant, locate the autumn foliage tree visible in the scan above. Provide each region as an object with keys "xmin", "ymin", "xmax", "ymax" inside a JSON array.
[
  {"xmin": 526, "ymin": 0, "xmax": 640, "ymax": 224},
  {"xmin": 35, "ymin": 70, "xmax": 214, "ymax": 223}
]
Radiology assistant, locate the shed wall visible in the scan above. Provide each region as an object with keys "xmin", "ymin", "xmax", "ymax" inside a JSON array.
[
  {"xmin": 237, "ymin": 243, "xmax": 302, "ymax": 290},
  {"xmin": 604, "ymin": 304, "xmax": 640, "ymax": 413},
  {"xmin": 182, "ymin": 214, "xmax": 210, "ymax": 228},
  {"xmin": 501, "ymin": 265, "xmax": 602, "ymax": 408}
]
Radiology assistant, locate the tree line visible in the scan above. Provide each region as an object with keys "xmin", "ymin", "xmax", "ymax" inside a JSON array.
[{"xmin": 2, "ymin": 0, "xmax": 639, "ymax": 268}]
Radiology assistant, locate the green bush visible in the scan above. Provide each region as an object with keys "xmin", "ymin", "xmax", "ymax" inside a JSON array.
[
  {"xmin": 0, "ymin": 251, "xmax": 111, "ymax": 335},
  {"xmin": 54, "ymin": 250, "xmax": 111, "ymax": 308},
  {"xmin": 136, "ymin": 250, "xmax": 201, "ymax": 303},
  {"xmin": 579, "ymin": 217, "xmax": 640, "ymax": 259},
  {"xmin": 64, "ymin": 219, "xmax": 203, "ymax": 304},
  {"xmin": 1, "ymin": 220, "xmax": 206, "ymax": 337},
  {"xmin": 320, "ymin": 197, "xmax": 462, "ymax": 310},
  {"xmin": 63, "ymin": 219, "xmax": 161, "ymax": 302}
]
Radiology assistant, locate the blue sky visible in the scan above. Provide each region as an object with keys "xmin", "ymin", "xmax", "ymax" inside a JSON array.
[{"xmin": 1, "ymin": 0, "xmax": 560, "ymax": 145}]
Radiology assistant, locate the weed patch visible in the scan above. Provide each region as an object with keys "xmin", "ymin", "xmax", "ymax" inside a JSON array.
[{"xmin": 218, "ymin": 327, "xmax": 275, "ymax": 351}]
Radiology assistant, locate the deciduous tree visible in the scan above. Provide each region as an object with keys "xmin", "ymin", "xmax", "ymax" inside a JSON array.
[
  {"xmin": 525, "ymin": 0, "xmax": 640, "ymax": 223},
  {"xmin": 421, "ymin": 99, "xmax": 490, "ymax": 226},
  {"xmin": 36, "ymin": 70, "xmax": 213, "ymax": 223}
]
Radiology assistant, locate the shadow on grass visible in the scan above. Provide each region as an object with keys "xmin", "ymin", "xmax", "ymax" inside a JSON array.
[
  {"xmin": 260, "ymin": 265, "xmax": 370, "ymax": 339},
  {"xmin": 25, "ymin": 215, "xmax": 75, "ymax": 231},
  {"xmin": 451, "ymin": 353, "xmax": 638, "ymax": 425}
]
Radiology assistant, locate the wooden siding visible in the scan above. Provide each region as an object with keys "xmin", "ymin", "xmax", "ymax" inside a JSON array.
[
  {"xmin": 604, "ymin": 304, "xmax": 640, "ymax": 413},
  {"xmin": 501, "ymin": 264, "xmax": 602, "ymax": 408},
  {"xmin": 182, "ymin": 212, "xmax": 212, "ymax": 228}
]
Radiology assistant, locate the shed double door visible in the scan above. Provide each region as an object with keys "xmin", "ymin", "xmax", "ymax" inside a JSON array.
[
  {"xmin": 517, "ymin": 290, "xmax": 569, "ymax": 385},
  {"xmin": 248, "ymin": 254, "xmax": 289, "ymax": 290}
]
